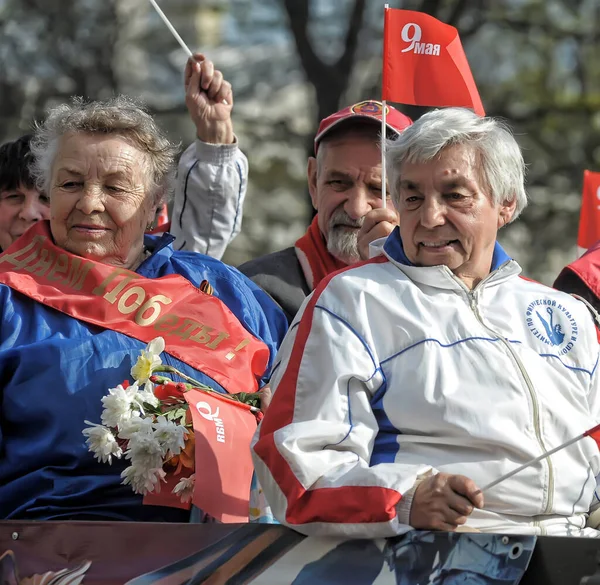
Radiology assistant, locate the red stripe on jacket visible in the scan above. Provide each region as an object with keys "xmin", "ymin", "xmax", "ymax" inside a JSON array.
[{"xmin": 254, "ymin": 255, "xmax": 402, "ymax": 525}]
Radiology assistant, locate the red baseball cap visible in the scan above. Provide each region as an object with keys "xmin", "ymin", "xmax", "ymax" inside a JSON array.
[{"xmin": 314, "ymin": 100, "xmax": 412, "ymax": 154}]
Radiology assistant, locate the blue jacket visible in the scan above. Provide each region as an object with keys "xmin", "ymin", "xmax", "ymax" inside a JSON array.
[{"xmin": 0, "ymin": 233, "xmax": 287, "ymax": 521}]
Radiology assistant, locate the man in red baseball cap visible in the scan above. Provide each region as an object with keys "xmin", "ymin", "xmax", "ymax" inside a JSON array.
[{"xmin": 239, "ymin": 100, "xmax": 412, "ymax": 323}]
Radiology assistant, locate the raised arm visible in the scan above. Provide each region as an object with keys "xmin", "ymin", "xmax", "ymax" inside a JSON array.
[{"xmin": 171, "ymin": 54, "xmax": 248, "ymax": 259}]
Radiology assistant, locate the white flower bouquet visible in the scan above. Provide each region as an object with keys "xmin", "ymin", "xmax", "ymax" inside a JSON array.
[{"xmin": 82, "ymin": 337, "xmax": 261, "ymax": 505}]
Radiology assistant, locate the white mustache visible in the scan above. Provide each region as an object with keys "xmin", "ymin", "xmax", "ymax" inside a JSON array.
[{"xmin": 328, "ymin": 209, "xmax": 364, "ymax": 230}]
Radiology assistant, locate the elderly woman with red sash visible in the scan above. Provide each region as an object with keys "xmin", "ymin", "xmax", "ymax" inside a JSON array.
[{"xmin": 0, "ymin": 96, "xmax": 287, "ymax": 522}]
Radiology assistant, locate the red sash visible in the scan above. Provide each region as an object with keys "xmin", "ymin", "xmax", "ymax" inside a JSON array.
[{"xmin": 0, "ymin": 223, "xmax": 269, "ymax": 394}]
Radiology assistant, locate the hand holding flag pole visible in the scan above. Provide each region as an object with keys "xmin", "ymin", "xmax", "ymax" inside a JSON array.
[
  {"xmin": 148, "ymin": 0, "xmax": 229, "ymax": 106},
  {"xmin": 476, "ymin": 423, "xmax": 600, "ymax": 495}
]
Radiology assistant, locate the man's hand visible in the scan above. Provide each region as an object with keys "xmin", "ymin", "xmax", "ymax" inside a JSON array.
[
  {"xmin": 184, "ymin": 53, "xmax": 234, "ymax": 145},
  {"xmin": 357, "ymin": 208, "xmax": 399, "ymax": 260},
  {"xmin": 410, "ymin": 473, "xmax": 484, "ymax": 531}
]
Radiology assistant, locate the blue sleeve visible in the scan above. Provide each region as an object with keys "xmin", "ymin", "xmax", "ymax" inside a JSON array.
[
  {"xmin": 212, "ymin": 268, "xmax": 288, "ymax": 383},
  {"xmin": 243, "ymin": 276, "xmax": 289, "ymax": 361}
]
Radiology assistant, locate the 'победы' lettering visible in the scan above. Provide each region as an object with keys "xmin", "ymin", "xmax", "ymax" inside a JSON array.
[{"xmin": 0, "ymin": 235, "xmax": 236, "ymax": 354}]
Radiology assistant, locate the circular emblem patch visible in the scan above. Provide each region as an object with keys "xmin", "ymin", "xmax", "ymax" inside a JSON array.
[
  {"xmin": 350, "ymin": 100, "xmax": 389, "ymax": 117},
  {"xmin": 525, "ymin": 299, "xmax": 578, "ymax": 355}
]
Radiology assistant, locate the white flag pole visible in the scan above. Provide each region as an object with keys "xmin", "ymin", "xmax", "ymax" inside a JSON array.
[
  {"xmin": 476, "ymin": 424, "xmax": 600, "ymax": 494},
  {"xmin": 148, "ymin": 0, "xmax": 193, "ymax": 58},
  {"xmin": 381, "ymin": 99, "xmax": 387, "ymax": 210},
  {"xmin": 381, "ymin": 4, "xmax": 390, "ymax": 210}
]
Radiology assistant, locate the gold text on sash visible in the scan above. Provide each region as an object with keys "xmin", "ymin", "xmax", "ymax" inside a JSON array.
[{"xmin": 0, "ymin": 236, "xmax": 247, "ymax": 357}]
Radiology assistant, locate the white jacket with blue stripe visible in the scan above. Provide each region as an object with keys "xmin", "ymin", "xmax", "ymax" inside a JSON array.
[{"xmin": 252, "ymin": 228, "xmax": 600, "ymax": 537}]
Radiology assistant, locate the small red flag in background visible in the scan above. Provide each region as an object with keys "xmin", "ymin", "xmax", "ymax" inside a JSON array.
[
  {"xmin": 185, "ymin": 389, "xmax": 258, "ymax": 523},
  {"xmin": 145, "ymin": 204, "xmax": 170, "ymax": 234},
  {"xmin": 577, "ymin": 170, "xmax": 600, "ymax": 250},
  {"xmin": 382, "ymin": 8, "xmax": 484, "ymax": 116},
  {"xmin": 156, "ymin": 204, "xmax": 169, "ymax": 227}
]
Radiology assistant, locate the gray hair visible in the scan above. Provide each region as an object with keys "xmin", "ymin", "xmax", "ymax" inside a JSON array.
[
  {"xmin": 29, "ymin": 95, "xmax": 180, "ymax": 205},
  {"xmin": 386, "ymin": 108, "xmax": 527, "ymax": 222}
]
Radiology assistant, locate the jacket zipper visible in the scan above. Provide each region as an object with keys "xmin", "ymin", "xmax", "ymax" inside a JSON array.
[{"xmin": 446, "ymin": 266, "xmax": 554, "ymax": 516}]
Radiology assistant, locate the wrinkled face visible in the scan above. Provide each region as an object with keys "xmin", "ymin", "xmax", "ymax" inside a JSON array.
[
  {"xmin": 396, "ymin": 144, "xmax": 515, "ymax": 287},
  {"xmin": 308, "ymin": 133, "xmax": 388, "ymax": 264},
  {"xmin": 49, "ymin": 133, "xmax": 158, "ymax": 269},
  {"xmin": 0, "ymin": 184, "xmax": 50, "ymax": 250}
]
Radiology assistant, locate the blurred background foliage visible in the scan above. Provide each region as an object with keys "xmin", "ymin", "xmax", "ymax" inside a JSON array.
[{"xmin": 0, "ymin": 0, "xmax": 598, "ymax": 282}]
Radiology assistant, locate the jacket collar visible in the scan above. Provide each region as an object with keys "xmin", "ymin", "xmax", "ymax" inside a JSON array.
[
  {"xmin": 137, "ymin": 232, "xmax": 176, "ymax": 275},
  {"xmin": 380, "ymin": 227, "xmax": 521, "ymax": 291}
]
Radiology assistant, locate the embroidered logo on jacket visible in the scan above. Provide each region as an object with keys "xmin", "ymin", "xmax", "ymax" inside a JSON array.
[{"xmin": 526, "ymin": 299, "xmax": 578, "ymax": 355}]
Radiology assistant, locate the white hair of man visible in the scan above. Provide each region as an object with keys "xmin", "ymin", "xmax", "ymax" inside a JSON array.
[
  {"xmin": 29, "ymin": 95, "xmax": 180, "ymax": 207},
  {"xmin": 386, "ymin": 107, "xmax": 527, "ymax": 222}
]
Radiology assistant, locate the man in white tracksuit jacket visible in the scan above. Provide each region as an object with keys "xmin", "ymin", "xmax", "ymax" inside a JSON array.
[{"xmin": 252, "ymin": 107, "xmax": 600, "ymax": 538}]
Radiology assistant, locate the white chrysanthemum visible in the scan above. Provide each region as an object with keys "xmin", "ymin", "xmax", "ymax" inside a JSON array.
[
  {"xmin": 82, "ymin": 422, "xmax": 122, "ymax": 464},
  {"xmin": 153, "ymin": 415, "xmax": 188, "ymax": 457},
  {"xmin": 172, "ymin": 474, "xmax": 195, "ymax": 503},
  {"xmin": 131, "ymin": 337, "xmax": 165, "ymax": 384},
  {"xmin": 135, "ymin": 386, "xmax": 160, "ymax": 410},
  {"xmin": 100, "ymin": 382, "xmax": 142, "ymax": 429},
  {"xmin": 121, "ymin": 465, "xmax": 166, "ymax": 495},
  {"xmin": 125, "ymin": 427, "xmax": 164, "ymax": 470},
  {"xmin": 117, "ymin": 415, "xmax": 154, "ymax": 441}
]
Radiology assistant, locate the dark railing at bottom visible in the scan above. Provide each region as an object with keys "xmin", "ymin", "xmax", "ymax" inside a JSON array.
[{"xmin": 1, "ymin": 520, "xmax": 600, "ymax": 584}]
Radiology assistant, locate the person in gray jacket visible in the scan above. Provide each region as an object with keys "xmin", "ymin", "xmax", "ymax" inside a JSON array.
[
  {"xmin": 238, "ymin": 101, "xmax": 411, "ymax": 323},
  {"xmin": 168, "ymin": 53, "xmax": 248, "ymax": 259}
]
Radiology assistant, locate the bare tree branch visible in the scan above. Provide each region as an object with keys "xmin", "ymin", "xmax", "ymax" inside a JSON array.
[
  {"xmin": 490, "ymin": 16, "xmax": 598, "ymax": 41},
  {"xmin": 446, "ymin": 0, "xmax": 471, "ymax": 26},
  {"xmin": 281, "ymin": 0, "xmax": 327, "ymax": 90},
  {"xmin": 335, "ymin": 0, "xmax": 366, "ymax": 80}
]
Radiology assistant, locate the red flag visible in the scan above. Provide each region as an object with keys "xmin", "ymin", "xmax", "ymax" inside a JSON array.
[
  {"xmin": 577, "ymin": 170, "xmax": 600, "ymax": 250},
  {"xmin": 583, "ymin": 422, "xmax": 600, "ymax": 450},
  {"xmin": 185, "ymin": 389, "xmax": 258, "ymax": 522},
  {"xmin": 382, "ymin": 8, "xmax": 484, "ymax": 116}
]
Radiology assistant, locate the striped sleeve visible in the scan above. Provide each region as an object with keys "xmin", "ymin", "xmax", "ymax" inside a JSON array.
[
  {"xmin": 171, "ymin": 139, "xmax": 248, "ymax": 259},
  {"xmin": 252, "ymin": 264, "xmax": 432, "ymax": 537}
]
